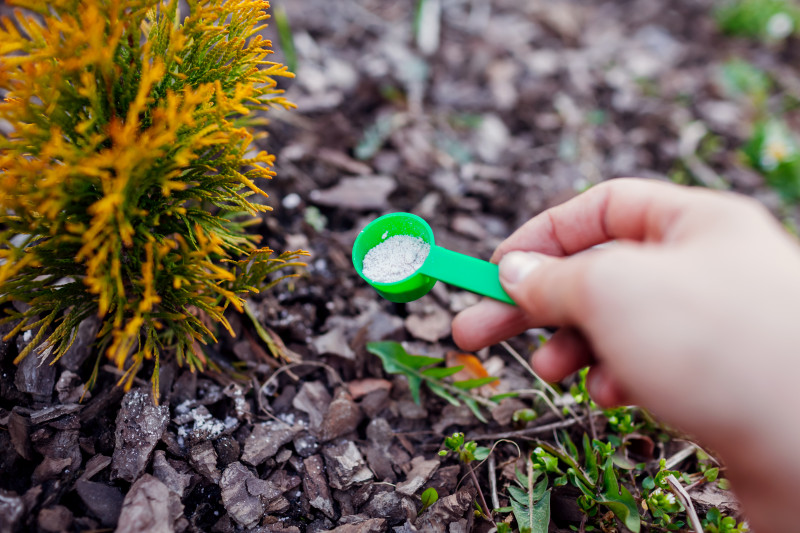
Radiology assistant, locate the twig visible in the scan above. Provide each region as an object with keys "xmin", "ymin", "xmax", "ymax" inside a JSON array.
[
  {"xmin": 469, "ymin": 411, "xmax": 603, "ymax": 441},
  {"xmin": 501, "ymin": 341, "xmax": 580, "ymax": 420},
  {"xmin": 468, "ymin": 463, "xmax": 493, "ymax": 520},
  {"xmin": 665, "ymin": 474, "xmax": 704, "ymax": 532},
  {"xmin": 416, "ymin": 0, "xmax": 441, "ymax": 55},
  {"xmin": 587, "ymin": 405, "xmax": 598, "ymax": 442},
  {"xmin": 101, "ymin": 365, "xmax": 148, "ymax": 388},
  {"xmin": 259, "ymin": 361, "xmax": 346, "ymax": 417},
  {"xmin": 513, "ymin": 389, "xmax": 564, "ymax": 420},
  {"xmin": 678, "ymin": 121, "xmax": 729, "ymax": 190},
  {"xmin": 527, "ymin": 459, "xmax": 535, "ymax": 530},
  {"xmin": 488, "ymin": 453, "xmax": 500, "ymax": 511},
  {"xmin": 663, "ymin": 443, "xmax": 698, "ymax": 470}
]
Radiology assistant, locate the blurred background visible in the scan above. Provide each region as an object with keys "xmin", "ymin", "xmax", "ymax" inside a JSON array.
[{"xmin": 251, "ymin": 0, "xmax": 800, "ymax": 351}]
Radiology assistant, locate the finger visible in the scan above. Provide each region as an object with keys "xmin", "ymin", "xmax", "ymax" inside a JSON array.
[
  {"xmin": 498, "ymin": 250, "xmax": 599, "ymax": 326},
  {"xmin": 491, "ymin": 178, "xmax": 722, "ymax": 262},
  {"xmin": 452, "ymin": 299, "xmax": 533, "ymax": 352},
  {"xmin": 586, "ymin": 365, "xmax": 630, "ymax": 407},
  {"xmin": 530, "ymin": 328, "xmax": 594, "ymax": 383}
]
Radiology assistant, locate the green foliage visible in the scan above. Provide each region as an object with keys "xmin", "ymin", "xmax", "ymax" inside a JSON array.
[
  {"xmin": 366, "ymin": 341, "xmax": 498, "ymax": 422},
  {"xmin": 507, "ymin": 467, "xmax": 551, "ymax": 533},
  {"xmin": 531, "ymin": 434, "xmax": 641, "ymax": 532},
  {"xmin": 0, "ymin": 0, "xmax": 308, "ymax": 399},
  {"xmin": 703, "ymin": 508, "xmax": 751, "ymax": 532},
  {"xmin": 439, "ymin": 432, "xmax": 491, "ymax": 463},
  {"xmin": 418, "ymin": 487, "xmax": 439, "ymax": 515},
  {"xmin": 718, "ymin": 60, "xmax": 772, "ymax": 107},
  {"xmin": 355, "ymin": 114, "xmax": 398, "ymax": 160},
  {"xmin": 640, "ymin": 460, "xmax": 686, "ymax": 529},
  {"xmin": 716, "ymin": 0, "xmax": 800, "ymax": 40},
  {"xmin": 742, "ymin": 118, "xmax": 800, "ymax": 201},
  {"xmin": 273, "ymin": 6, "xmax": 297, "ymax": 74}
]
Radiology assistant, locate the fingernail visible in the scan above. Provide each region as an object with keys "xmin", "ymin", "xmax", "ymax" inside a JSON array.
[{"xmin": 499, "ymin": 251, "xmax": 541, "ymax": 285}]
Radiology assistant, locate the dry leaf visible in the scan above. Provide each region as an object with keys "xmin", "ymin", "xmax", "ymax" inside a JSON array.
[{"xmin": 445, "ymin": 352, "xmax": 498, "ymax": 388}]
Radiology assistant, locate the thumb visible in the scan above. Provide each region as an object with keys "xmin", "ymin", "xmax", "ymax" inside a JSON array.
[{"xmin": 498, "ymin": 250, "xmax": 594, "ymax": 327}]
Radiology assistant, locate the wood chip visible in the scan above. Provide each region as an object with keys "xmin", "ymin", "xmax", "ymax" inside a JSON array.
[
  {"xmin": 116, "ymin": 475, "xmax": 175, "ymax": 533},
  {"xmin": 75, "ymin": 480, "xmax": 124, "ymax": 527},
  {"xmin": 303, "ymin": 455, "xmax": 335, "ymax": 519},
  {"xmin": 321, "ymin": 441, "xmax": 373, "ymax": 490},
  {"xmin": 309, "ymin": 176, "xmax": 396, "ymax": 210},
  {"xmin": 110, "ymin": 388, "xmax": 169, "ymax": 482},
  {"xmin": 220, "ymin": 462, "xmax": 266, "ymax": 528},
  {"xmin": 241, "ymin": 421, "xmax": 301, "ymax": 467},
  {"xmin": 396, "ymin": 456, "xmax": 440, "ymax": 496}
]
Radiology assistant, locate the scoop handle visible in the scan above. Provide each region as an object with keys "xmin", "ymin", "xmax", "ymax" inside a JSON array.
[{"xmin": 419, "ymin": 245, "xmax": 516, "ymax": 305}]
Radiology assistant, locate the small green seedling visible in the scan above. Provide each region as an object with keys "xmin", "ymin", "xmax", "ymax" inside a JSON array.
[
  {"xmin": 439, "ymin": 432, "xmax": 493, "ymax": 520},
  {"xmin": 352, "ymin": 212, "xmax": 515, "ymax": 304},
  {"xmin": 505, "ymin": 466, "xmax": 551, "ymax": 533},
  {"xmin": 703, "ymin": 507, "xmax": 750, "ymax": 532},
  {"xmin": 418, "ymin": 487, "xmax": 439, "ymax": 515},
  {"xmin": 531, "ymin": 434, "xmax": 641, "ymax": 532},
  {"xmin": 366, "ymin": 341, "xmax": 498, "ymax": 422}
]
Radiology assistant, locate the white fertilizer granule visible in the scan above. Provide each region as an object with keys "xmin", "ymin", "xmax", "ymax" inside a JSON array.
[{"xmin": 362, "ymin": 235, "xmax": 430, "ymax": 283}]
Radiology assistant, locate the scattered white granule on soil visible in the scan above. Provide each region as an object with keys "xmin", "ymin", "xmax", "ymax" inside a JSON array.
[{"xmin": 362, "ymin": 235, "xmax": 430, "ymax": 283}]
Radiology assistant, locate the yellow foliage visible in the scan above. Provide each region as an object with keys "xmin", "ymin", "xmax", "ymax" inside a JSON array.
[{"xmin": 0, "ymin": 0, "xmax": 307, "ymax": 402}]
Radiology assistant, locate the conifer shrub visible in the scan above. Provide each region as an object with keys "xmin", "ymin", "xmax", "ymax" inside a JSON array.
[{"xmin": 0, "ymin": 0, "xmax": 308, "ymax": 400}]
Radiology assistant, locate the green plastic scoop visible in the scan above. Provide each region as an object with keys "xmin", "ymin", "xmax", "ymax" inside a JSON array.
[{"xmin": 352, "ymin": 212, "xmax": 515, "ymax": 305}]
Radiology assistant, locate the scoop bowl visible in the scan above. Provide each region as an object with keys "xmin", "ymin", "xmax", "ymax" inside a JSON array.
[{"xmin": 353, "ymin": 212, "xmax": 516, "ymax": 305}]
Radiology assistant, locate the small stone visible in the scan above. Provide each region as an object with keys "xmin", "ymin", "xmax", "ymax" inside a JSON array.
[
  {"xmin": 111, "ymin": 388, "xmax": 169, "ymax": 482},
  {"xmin": 276, "ymin": 448, "xmax": 293, "ymax": 464},
  {"xmin": 473, "ymin": 114, "xmax": 510, "ymax": 164}
]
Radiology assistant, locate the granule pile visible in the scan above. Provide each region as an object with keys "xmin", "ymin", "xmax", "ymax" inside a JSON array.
[{"xmin": 362, "ymin": 235, "xmax": 430, "ymax": 283}]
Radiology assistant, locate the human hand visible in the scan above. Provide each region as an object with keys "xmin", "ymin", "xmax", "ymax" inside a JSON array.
[{"xmin": 452, "ymin": 178, "xmax": 800, "ymax": 531}]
